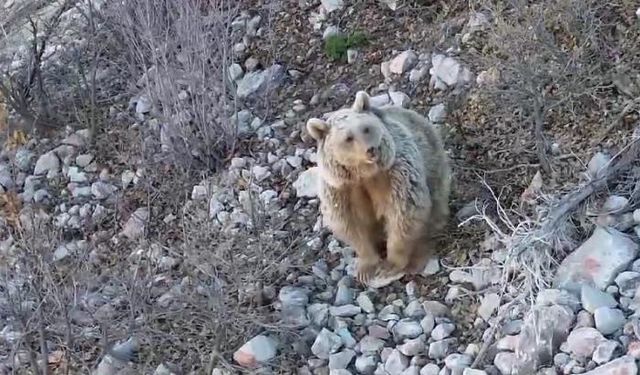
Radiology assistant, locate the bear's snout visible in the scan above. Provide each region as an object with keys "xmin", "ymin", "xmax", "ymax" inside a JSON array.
[{"xmin": 366, "ymin": 146, "xmax": 379, "ymax": 162}]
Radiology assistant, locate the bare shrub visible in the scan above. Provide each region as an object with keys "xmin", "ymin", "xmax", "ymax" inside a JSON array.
[
  {"xmin": 0, "ymin": 0, "xmax": 78, "ymax": 133},
  {"xmin": 102, "ymin": 0, "xmax": 242, "ymax": 171},
  {"xmin": 471, "ymin": 0, "xmax": 615, "ymax": 173}
]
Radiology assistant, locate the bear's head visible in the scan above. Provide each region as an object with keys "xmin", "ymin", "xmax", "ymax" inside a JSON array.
[{"xmin": 306, "ymin": 91, "xmax": 396, "ymax": 183}]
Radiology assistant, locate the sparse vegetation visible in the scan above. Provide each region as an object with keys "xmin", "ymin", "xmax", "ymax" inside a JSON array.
[
  {"xmin": 0, "ymin": 0, "xmax": 639, "ymax": 373},
  {"xmin": 324, "ymin": 31, "xmax": 368, "ymax": 61}
]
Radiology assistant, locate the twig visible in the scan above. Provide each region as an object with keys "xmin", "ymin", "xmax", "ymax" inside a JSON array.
[
  {"xmin": 532, "ymin": 97, "xmax": 551, "ymax": 175},
  {"xmin": 594, "ymin": 97, "xmax": 640, "ymax": 145}
]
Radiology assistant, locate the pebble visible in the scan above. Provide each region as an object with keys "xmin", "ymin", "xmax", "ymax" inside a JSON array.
[
  {"xmin": 444, "ymin": 353, "xmax": 472, "ymax": 372},
  {"xmin": 428, "ymin": 104, "xmax": 447, "ymax": 123},
  {"xmin": 34, "ymin": 152, "xmax": 60, "ymax": 176},
  {"xmin": 404, "ymin": 300, "xmax": 425, "ymax": 318},
  {"xmin": 294, "ymin": 167, "xmax": 320, "ymax": 198},
  {"xmin": 357, "ymin": 293, "xmax": 375, "ymax": 313},
  {"xmin": 397, "ymin": 338, "xmax": 426, "ymax": 357},
  {"xmin": 614, "ymin": 271, "xmax": 640, "ymax": 297},
  {"xmin": 312, "ymin": 328, "xmax": 343, "ymax": 359},
  {"xmin": 330, "ymin": 305, "xmax": 361, "ymax": 317},
  {"xmin": 358, "ymin": 336, "xmax": 385, "ymax": 354},
  {"xmin": 420, "ymin": 364, "xmax": 440, "ymax": 375},
  {"xmin": 389, "ymin": 50, "xmax": 418, "ymax": 75},
  {"xmin": 121, "ymin": 208, "xmax": 149, "ymax": 240},
  {"xmin": 592, "ymin": 340, "xmax": 618, "ymax": 364},
  {"xmin": 422, "ymin": 301, "xmax": 449, "ymax": 317},
  {"xmin": 279, "ymin": 286, "xmax": 309, "ymax": 307},
  {"xmin": 593, "ymin": 307, "xmax": 625, "ymax": 335},
  {"xmin": 393, "ymin": 319, "xmax": 423, "ymax": 341},
  {"xmin": 384, "ymin": 349, "xmax": 409, "ymax": 375},
  {"xmin": 91, "ymin": 181, "xmax": 116, "ymax": 200},
  {"xmin": 428, "ymin": 339, "xmax": 455, "ymax": 359},
  {"xmin": 334, "ymin": 282, "xmax": 354, "ymax": 306},
  {"xmin": 477, "ymin": 293, "xmax": 500, "ymax": 321},
  {"xmin": 431, "ymin": 323, "xmax": 455, "ymax": 340},
  {"xmin": 329, "ymin": 349, "xmax": 355, "ymax": 370},
  {"xmin": 581, "ymin": 284, "xmax": 618, "ymax": 313},
  {"xmin": 493, "ymin": 352, "xmax": 517, "ymax": 375},
  {"xmin": 565, "ymin": 327, "xmax": 605, "ymax": 357},
  {"xmin": 355, "ymin": 355, "xmax": 378, "ymax": 374},
  {"xmin": 419, "ymin": 314, "xmax": 436, "ymax": 337}
]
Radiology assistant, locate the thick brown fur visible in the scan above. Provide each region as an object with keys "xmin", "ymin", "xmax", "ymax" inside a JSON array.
[{"xmin": 306, "ymin": 91, "xmax": 451, "ymax": 284}]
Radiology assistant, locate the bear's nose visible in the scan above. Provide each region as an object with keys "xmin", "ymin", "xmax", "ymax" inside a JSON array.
[{"xmin": 366, "ymin": 147, "xmax": 377, "ymax": 157}]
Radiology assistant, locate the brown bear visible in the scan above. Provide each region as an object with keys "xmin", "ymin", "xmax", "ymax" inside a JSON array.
[{"xmin": 306, "ymin": 91, "xmax": 451, "ymax": 285}]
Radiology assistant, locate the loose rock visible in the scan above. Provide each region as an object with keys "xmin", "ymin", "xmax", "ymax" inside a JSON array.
[
  {"xmin": 553, "ymin": 226, "xmax": 638, "ymax": 293},
  {"xmin": 233, "ymin": 335, "xmax": 278, "ymax": 367},
  {"xmin": 594, "ymin": 307, "xmax": 625, "ymax": 335},
  {"xmin": 312, "ymin": 328, "xmax": 343, "ymax": 359},
  {"xmin": 565, "ymin": 327, "xmax": 605, "ymax": 358},
  {"xmin": 581, "ymin": 284, "xmax": 618, "ymax": 314}
]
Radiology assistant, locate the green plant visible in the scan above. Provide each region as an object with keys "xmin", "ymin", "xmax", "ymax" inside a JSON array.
[{"xmin": 324, "ymin": 31, "xmax": 369, "ymax": 61}]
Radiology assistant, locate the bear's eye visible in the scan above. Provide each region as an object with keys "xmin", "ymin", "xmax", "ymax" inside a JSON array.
[
  {"xmin": 363, "ymin": 127, "xmax": 370, "ymax": 134},
  {"xmin": 345, "ymin": 135, "xmax": 354, "ymax": 143}
]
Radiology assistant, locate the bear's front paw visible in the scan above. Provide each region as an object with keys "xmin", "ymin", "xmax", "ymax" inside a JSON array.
[{"xmin": 356, "ymin": 260, "xmax": 378, "ymax": 285}]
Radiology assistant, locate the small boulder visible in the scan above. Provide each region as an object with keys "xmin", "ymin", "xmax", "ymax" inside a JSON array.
[
  {"xmin": 389, "ymin": 50, "xmax": 418, "ymax": 75},
  {"xmin": 294, "ymin": 168, "xmax": 320, "ymax": 198},
  {"xmin": 233, "ymin": 335, "xmax": 278, "ymax": 367},
  {"xmin": 553, "ymin": 226, "xmax": 638, "ymax": 293}
]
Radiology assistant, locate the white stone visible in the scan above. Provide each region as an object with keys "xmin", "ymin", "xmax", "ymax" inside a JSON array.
[
  {"xmin": 581, "ymin": 284, "xmax": 617, "ymax": 314},
  {"xmin": 602, "ymin": 195, "xmax": 628, "ymax": 213},
  {"xmin": 477, "ymin": 293, "xmax": 499, "ymax": 321},
  {"xmin": 587, "ymin": 152, "xmax": 611, "ymax": 179},
  {"xmin": 384, "ymin": 349, "xmax": 409, "ymax": 375},
  {"xmin": 593, "ymin": 307, "xmax": 625, "ymax": 335},
  {"xmin": 428, "ymin": 104, "xmax": 446, "ymax": 123},
  {"xmin": 312, "ymin": 328, "xmax": 343, "ymax": 359},
  {"xmin": 228, "ymin": 63, "xmax": 244, "ymax": 81},
  {"xmin": 91, "ymin": 181, "xmax": 117, "ymax": 200},
  {"xmin": 565, "ymin": 327, "xmax": 605, "ymax": 357},
  {"xmin": 321, "ymin": 0, "xmax": 344, "ymax": 13},
  {"xmin": 431, "ymin": 323, "xmax": 454, "ymax": 340},
  {"xmin": 493, "ymin": 352, "xmax": 517, "ymax": 375},
  {"xmin": 294, "ymin": 168, "xmax": 320, "ymax": 198},
  {"xmin": 135, "ymin": 95, "xmax": 152, "ymax": 114},
  {"xmin": 329, "ymin": 349, "xmax": 355, "ymax": 370},
  {"xmin": 422, "ymin": 256, "xmax": 440, "ymax": 276},
  {"xmin": 592, "ymin": 340, "xmax": 618, "ymax": 364},
  {"xmin": 34, "ymin": 152, "xmax": 60, "ymax": 176},
  {"xmin": 121, "ymin": 208, "xmax": 149, "ymax": 240},
  {"xmin": 429, "ymin": 54, "xmax": 473, "ymax": 89},
  {"xmin": 389, "ymin": 50, "xmax": 418, "ymax": 75},
  {"xmin": 232, "ymin": 335, "xmax": 278, "ymax": 367},
  {"xmin": 393, "ymin": 319, "xmax": 423, "ymax": 340}
]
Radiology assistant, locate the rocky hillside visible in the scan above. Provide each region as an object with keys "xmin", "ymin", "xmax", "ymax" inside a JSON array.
[{"xmin": 1, "ymin": 0, "xmax": 640, "ymax": 374}]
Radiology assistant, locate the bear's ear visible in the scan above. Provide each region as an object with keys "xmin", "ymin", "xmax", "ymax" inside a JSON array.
[
  {"xmin": 306, "ymin": 118, "xmax": 330, "ymax": 141},
  {"xmin": 352, "ymin": 91, "xmax": 371, "ymax": 112}
]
